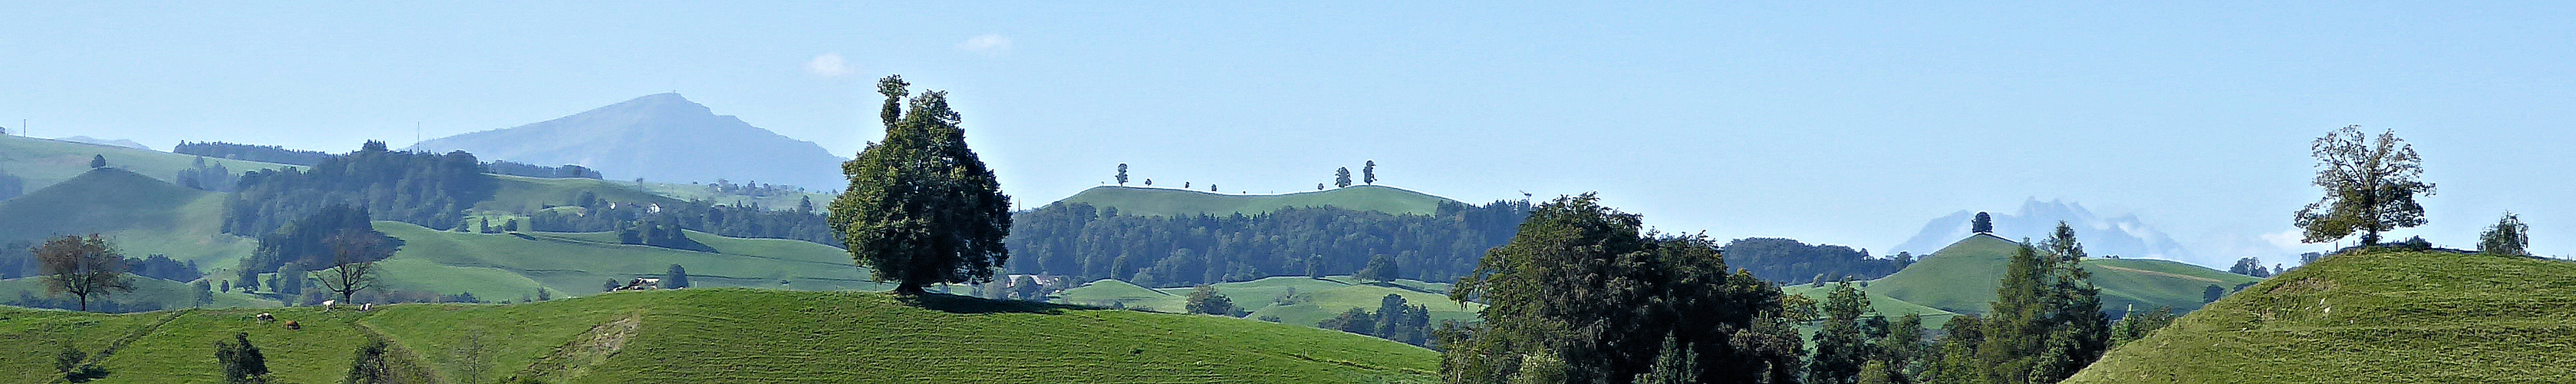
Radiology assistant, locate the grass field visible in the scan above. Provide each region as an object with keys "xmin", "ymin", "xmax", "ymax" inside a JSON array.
[
  {"xmin": 374, "ymin": 221, "xmax": 885, "ymax": 297},
  {"xmin": 1864, "ymin": 234, "xmax": 2261, "ymax": 316},
  {"xmin": 2064, "ymin": 250, "xmax": 2576, "ymax": 383},
  {"xmin": 0, "ymin": 168, "xmax": 259, "ymax": 270},
  {"xmin": 1046, "ymin": 185, "xmax": 1461, "ymax": 217},
  {"xmin": 1779, "ymin": 283, "xmax": 1960, "ymax": 329},
  {"xmin": 639, "ymin": 181, "xmax": 835, "ymax": 211},
  {"xmin": 0, "ymin": 274, "xmax": 276, "ymax": 310},
  {"xmin": 1056, "ymin": 276, "xmax": 1485, "ymax": 328},
  {"xmin": 473, "ymin": 175, "xmax": 684, "ymax": 214},
  {"xmin": 0, "ymin": 288, "xmax": 1438, "ymax": 383}
]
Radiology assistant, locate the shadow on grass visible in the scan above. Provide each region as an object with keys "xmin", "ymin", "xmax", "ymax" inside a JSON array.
[{"xmin": 899, "ymin": 293, "xmax": 1077, "ymax": 315}]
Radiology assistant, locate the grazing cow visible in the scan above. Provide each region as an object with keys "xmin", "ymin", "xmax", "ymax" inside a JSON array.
[
  {"xmin": 256, "ymin": 313, "xmax": 275, "ymax": 323},
  {"xmin": 284, "ymin": 320, "xmax": 301, "ymax": 330},
  {"xmin": 361, "ymin": 303, "xmax": 374, "ymax": 311}
]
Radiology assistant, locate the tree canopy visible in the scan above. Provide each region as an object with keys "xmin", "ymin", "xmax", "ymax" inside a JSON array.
[
  {"xmin": 2295, "ymin": 125, "xmax": 2434, "ymax": 246},
  {"xmin": 828, "ymin": 74, "xmax": 1014, "ymax": 294}
]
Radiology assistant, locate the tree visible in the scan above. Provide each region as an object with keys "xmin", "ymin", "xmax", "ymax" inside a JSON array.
[
  {"xmin": 1115, "ymin": 164, "xmax": 1129, "ymax": 185},
  {"xmin": 2229, "ymin": 257, "xmax": 2265, "ymax": 276},
  {"xmin": 1634, "ymin": 333, "xmax": 1699, "ymax": 384},
  {"xmin": 311, "ymin": 230, "xmax": 390, "ymax": 305},
  {"xmin": 1013, "ymin": 275, "xmax": 1043, "ymax": 301},
  {"xmin": 2296, "ymin": 125, "xmax": 2435, "ymax": 246},
  {"xmin": 1972, "ymin": 212, "xmax": 1994, "ymax": 233},
  {"xmin": 1978, "ymin": 223, "xmax": 2108, "ymax": 384},
  {"xmin": 664, "ymin": 264, "xmax": 690, "ymax": 289},
  {"xmin": 1442, "ymin": 194, "xmax": 1800, "ymax": 384},
  {"xmin": 2203, "ymin": 284, "xmax": 2225, "ymax": 303},
  {"xmin": 1364, "ymin": 160, "xmax": 1379, "ymax": 184},
  {"xmin": 193, "ymin": 280, "xmax": 215, "ymax": 307},
  {"xmin": 1356, "ymin": 254, "xmax": 1400, "ymax": 283},
  {"xmin": 36, "ymin": 234, "xmax": 133, "ymax": 312},
  {"xmin": 1876, "ymin": 313, "xmax": 1929, "ymax": 382},
  {"xmin": 89, "ymin": 154, "xmax": 106, "ymax": 168},
  {"xmin": 215, "ymin": 332, "xmax": 269, "ymax": 384},
  {"xmin": 1184, "ymin": 284, "xmax": 1236, "ymax": 316},
  {"xmin": 2479, "ymin": 211, "xmax": 2530, "ymax": 257},
  {"xmin": 2110, "ymin": 306, "xmax": 2177, "ymax": 346},
  {"xmin": 1335, "ymin": 167, "xmax": 1353, "ymax": 188},
  {"xmin": 1811, "ymin": 281, "xmax": 1876, "ymax": 383},
  {"xmin": 345, "ymin": 339, "xmax": 394, "ymax": 384},
  {"xmin": 828, "ymin": 74, "xmax": 1014, "ymax": 295}
]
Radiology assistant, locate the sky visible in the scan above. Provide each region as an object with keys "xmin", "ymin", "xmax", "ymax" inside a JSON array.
[{"xmin": 2, "ymin": 2, "xmax": 2571, "ymax": 268}]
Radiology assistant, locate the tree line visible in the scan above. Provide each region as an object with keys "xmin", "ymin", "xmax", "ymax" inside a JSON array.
[
  {"xmin": 525, "ymin": 192, "xmax": 836, "ymax": 248},
  {"xmin": 1003, "ymin": 200, "xmax": 1533, "ymax": 287},
  {"xmin": 223, "ymin": 141, "xmax": 493, "ymax": 236},
  {"xmin": 1721, "ymin": 237, "xmax": 1916, "ymax": 286}
]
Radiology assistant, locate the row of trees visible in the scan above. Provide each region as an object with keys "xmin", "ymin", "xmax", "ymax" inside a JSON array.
[
  {"xmin": 526, "ymin": 194, "xmax": 836, "ymax": 248},
  {"xmin": 1003, "ymin": 200, "xmax": 1533, "ymax": 287},
  {"xmin": 1318, "ymin": 293, "xmax": 1435, "ymax": 347},
  {"xmin": 1723, "ymin": 237, "xmax": 1915, "ymax": 286}
]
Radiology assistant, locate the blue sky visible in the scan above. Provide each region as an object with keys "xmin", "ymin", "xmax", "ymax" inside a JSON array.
[{"xmin": 3, "ymin": 2, "xmax": 2570, "ymax": 267}]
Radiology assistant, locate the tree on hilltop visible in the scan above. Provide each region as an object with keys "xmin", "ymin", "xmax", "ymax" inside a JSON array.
[
  {"xmin": 1335, "ymin": 167, "xmax": 1352, "ymax": 188},
  {"xmin": 828, "ymin": 74, "xmax": 1013, "ymax": 295},
  {"xmin": 2479, "ymin": 211, "xmax": 2530, "ymax": 257},
  {"xmin": 1363, "ymin": 160, "xmax": 1378, "ymax": 184},
  {"xmin": 2296, "ymin": 125, "xmax": 2434, "ymax": 247},
  {"xmin": 89, "ymin": 154, "xmax": 106, "ymax": 168},
  {"xmin": 1972, "ymin": 212, "xmax": 1994, "ymax": 233},
  {"xmin": 1115, "ymin": 163, "xmax": 1129, "ymax": 186}
]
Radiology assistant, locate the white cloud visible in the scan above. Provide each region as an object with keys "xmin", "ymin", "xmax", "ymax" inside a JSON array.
[
  {"xmin": 804, "ymin": 53, "xmax": 856, "ymax": 78},
  {"xmin": 957, "ymin": 34, "xmax": 1012, "ymax": 56}
]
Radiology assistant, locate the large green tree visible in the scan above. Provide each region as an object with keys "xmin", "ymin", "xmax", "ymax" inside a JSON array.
[
  {"xmin": 2479, "ymin": 211, "xmax": 2529, "ymax": 257},
  {"xmin": 1975, "ymin": 222, "xmax": 2108, "ymax": 384},
  {"xmin": 828, "ymin": 75, "xmax": 1014, "ymax": 295},
  {"xmin": 1810, "ymin": 281, "xmax": 1876, "ymax": 383},
  {"xmin": 1441, "ymin": 194, "xmax": 1800, "ymax": 384},
  {"xmin": 35, "ymin": 234, "xmax": 133, "ymax": 312},
  {"xmin": 2295, "ymin": 125, "xmax": 2435, "ymax": 246}
]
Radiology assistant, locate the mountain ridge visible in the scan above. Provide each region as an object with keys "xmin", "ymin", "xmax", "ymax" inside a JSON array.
[{"xmin": 409, "ymin": 93, "xmax": 849, "ymax": 190}]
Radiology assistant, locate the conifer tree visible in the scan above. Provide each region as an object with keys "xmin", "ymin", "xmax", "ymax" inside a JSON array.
[
  {"xmin": 1335, "ymin": 167, "xmax": 1352, "ymax": 188},
  {"xmin": 828, "ymin": 74, "xmax": 1014, "ymax": 295},
  {"xmin": 1811, "ymin": 281, "xmax": 1876, "ymax": 383}
]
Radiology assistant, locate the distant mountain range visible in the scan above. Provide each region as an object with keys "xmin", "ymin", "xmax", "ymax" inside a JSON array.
[
  {"xmin": 52, "ymin": 136, "xmax": 151, "ymax": 151},
  {"xmin": 1890, "ymin": 198, "xmax": 2192, "ymax": 260},
  {"xmin": 409, "ymin": 93, "xmax": 849, "ymax": 190}
]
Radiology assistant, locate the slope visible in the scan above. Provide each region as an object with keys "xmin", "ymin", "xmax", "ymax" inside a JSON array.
[
  {"xmin": 0, "ymin": 134, "xmax": 295, "ymax": 194},
  {"xmin": 1866, "ymin": 234, "xmax": 2261, "ymax": 316},
  {"xmin": 2064, "ymin": 250, "xmax": 2576, "ymax": 383},
  {"xmin": 373, "ymin": 221, "xmax": 882, "ymax": 297},
  {"xmin": 0, "ymin": 289, "xmax": 1437, "ymax": 383},
  {"xmin": 1056, "ymin": 276, "xmax": 1486, "ymax": 328},
  {"xmin": 0, "ymin": 168, "xmax": 258, "ymax": 269},
  {"xmin": 409, "ymin": 93, "xmax": 850, "ymax": 190},
  {"xmin": 1779, "ymin": 283, "xmax": 1961, "ymax": 329},
  {"xmin": 0, "ymin": 274, "xmax": 275, "ymax": 310},
  {"xmin": 1049, "ymin": 184, "xmax": 1461, "ymax": 217}
]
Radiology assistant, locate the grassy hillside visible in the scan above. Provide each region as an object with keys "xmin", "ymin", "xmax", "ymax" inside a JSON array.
[
  {"xmin": 0, "ymin": 289, "xmax": 1437, "ymax": 383},
  {"xmin": 374, "ymin": 221, "xmax": 884, "ymax": 298},
  {"xmin": 473, "ymin": 175, "xmax": 684, "ymax": 214},
  {"xmin": 0, "ymin": 168, "xmax": 258, "ymax": 269},
  {"xmin": 0, "ymin": 134, "xmax": 296, "ymax": 194},
  {"xmin": 1056, "ymin": 276, "xmax": 1485, "ymax": 328},
  {"xmin": 640, "ymin": 181, "xmax": 835, "ymax": 211},
  {"xmin": 1779, "ymin": 283, "xmax": 1961, "ymax": 329},
  {"xmin": 2065, "ymin": 250, "xmax": 2576, "ymax": 383},
  {"xmin": 1866, "ymin": 234, "xmax": 2261, "ymax": 316},
  {"xmin": 1048, "ymin": 185, "xmax": 1461, "ymax": 217}
]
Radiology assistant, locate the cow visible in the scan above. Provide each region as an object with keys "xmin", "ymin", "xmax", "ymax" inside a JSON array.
[
  {"xmin": 284, "ymin": 320, "xmax": 301, "ymax": 330},
  {"xmin": 255, "ymin": 313, "xmax": 275, "ymax": 323}
]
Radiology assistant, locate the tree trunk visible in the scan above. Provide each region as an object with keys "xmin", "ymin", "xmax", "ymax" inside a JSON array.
[
  {"xmin": 77, "ymin": 295, "xmax": 87, "ymax": 312},
  {"xmin": 894, "ymin": 282, "xmax": 928, "ymax": 296}
]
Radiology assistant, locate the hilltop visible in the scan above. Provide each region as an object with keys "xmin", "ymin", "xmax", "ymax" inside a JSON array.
[
  {"xmin": 0, "ymin": 289, "xmax": 1438, "ymax": 383},
  {"xmin": 0, "ymin": 134, "xmax": 295, "ymax": 194},
  {"xmin": 2065, "ymin": 250, "xmax": 2576, "ymax": 383},
  {"xmin": 1047, "ymin": 184, "xmax": 1461, "ymax": 217},
  {"xmin": 1866, "ymin": 234, "xmax": 2261, "ymax": 316},
  {"xmin": 409, "ymin": 93, "xmax": 850, "ymax": 190},
  {"xmin": 0, "ymin": 168, "xmax": 257, "ymax": 268},
  {"xmin": 1890, "ymin": 199, "xmax": 2193, "ymax": 261}
]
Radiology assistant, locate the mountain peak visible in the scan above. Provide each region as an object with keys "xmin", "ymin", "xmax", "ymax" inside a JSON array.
[{"xmin": 410, "ymin": 94, "xmax": 849, "ymax": 189}]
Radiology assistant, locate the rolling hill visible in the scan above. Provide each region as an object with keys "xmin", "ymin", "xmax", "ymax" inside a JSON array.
[
  {"xmin": 408, "ymin": 93, "xmax": 851, "ymax": 190},
  {"xmin": 1778, "ymin": 283, "xmax": 1961, "ymax": 329},
  {"xmin": 1047, "ymin": 184, "xmax": 1461, "ymax": 217},
  {"xmin": 371, "ymin": 221, "xmax": 881, "ymax": 299},
  {"xmin": 1866, "ymin": 234, "xmax": 2261, "ymax": 316},
  {"xmin": 0, "ymin": 168, "xmax": 258, "ymax": 270},
  {"xmin": 1056, "ymin": 276, "xmax": 1486, "ymax": 328},
  {"xmin": 0, "ymin": 134, "xmax": 295, "ymax": 196},
  {"xmin": 2064, "ymin": 250, "xmax": 2576, "ymax": 383},
  {"xmin": 0, "ymin": 289, "xmax": 1438, "ymax": 383}
]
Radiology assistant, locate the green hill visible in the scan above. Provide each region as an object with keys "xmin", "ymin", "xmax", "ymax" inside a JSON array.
[
  {"xmin": 371, "ymin": 221, "xmax": 883, "ymax": 299},
  {"xmin": 0, "ymin": 274, "xmax": 275, "ymax": 310},
  {"xmin": 1048, "ymin": 185, "xmax": 1461, "ymax": 217},
  {"xmin": 1779, "ymin": 283, "xmax": 1961, "ymax": 329},
  {"xmin": 0, "ymin": 168, "xmax": 259, "ymax": 270},
  {"xmin": 0, "ymin": 134, "xmax": 296, "ymax": 194},
  {"xmin": 2065, "ymin": 250, "xmax": 2576, "ymax": 383},
  {"xmin": 1056, "ymin": 276, "xmax": 1485, "ymax": 328},
  {"xmin": 0, "ymin": 289, "xmax": 1436, "ymax": 383},
  {"xmin": 1866, "ymin": 234, "xmax": 2261, "ymax": 316}
]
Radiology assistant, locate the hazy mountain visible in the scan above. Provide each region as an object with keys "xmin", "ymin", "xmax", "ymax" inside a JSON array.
[
  {"xmin": 53, "ymin": 136, "xmax": 152, "ymax": 151},
  {"xmin": 410, "ymin": 93, "xmax": 848, "ymax": 189},
  {"xmin": 1889, "ymin": 198, "xmax": 2192, "ymax": 260}
]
